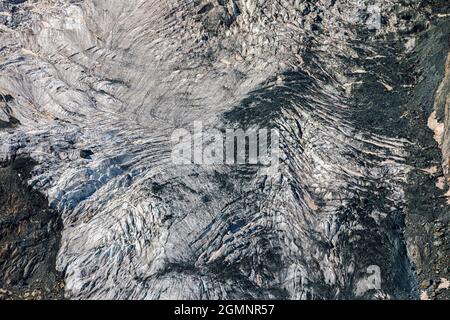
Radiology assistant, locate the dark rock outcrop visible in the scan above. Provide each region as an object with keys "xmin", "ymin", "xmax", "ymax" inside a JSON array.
[
  {"xmin": 0, "ymin": 0, "xmax": 448, "ymax": 300},
  {"xmin": 0, "ymin": 157, "xmax": 64, "ymax": 300}
]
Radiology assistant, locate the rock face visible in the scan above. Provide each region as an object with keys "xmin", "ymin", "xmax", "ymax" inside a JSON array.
[
  {"xmin": 434, "ymin": 45, "xmax": 450, "ymax": 185},
  {"xmin": 0, "ymin": 0, "xmax": 449, "ymax": 300},
  {"xmin": 0, "ymin": 157, "xmax": 64, "ymax": 300}
]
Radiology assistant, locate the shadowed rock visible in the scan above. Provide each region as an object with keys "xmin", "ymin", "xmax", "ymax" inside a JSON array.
[{"xmin": 0, "ymin": 157, "xmax": 64, "ymax": 300}]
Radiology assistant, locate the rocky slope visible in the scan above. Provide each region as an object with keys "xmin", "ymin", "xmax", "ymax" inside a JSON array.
[{"xmin": 0, "ymin": 0, "xmax": 449, "ymax": 299}]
